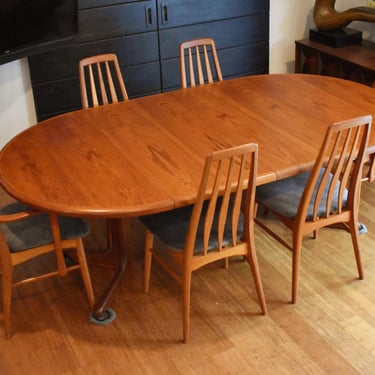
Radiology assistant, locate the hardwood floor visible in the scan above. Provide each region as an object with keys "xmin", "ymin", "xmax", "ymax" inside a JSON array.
[{"xmin": 1, "ymin": 182, "xmax": 375, "ymax": 374}]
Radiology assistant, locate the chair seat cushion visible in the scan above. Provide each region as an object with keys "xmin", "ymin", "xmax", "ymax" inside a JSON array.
[
  {"xmin": 0, "ymin": 201, "xmax": 90, "ymax": 252},
  {"xmin": 140, "ymin": 197, "xmax": 243, "ymax": 252},
  {"xmin": 256, "ymin": 169, "xmax": 348, "ymax": 220}
]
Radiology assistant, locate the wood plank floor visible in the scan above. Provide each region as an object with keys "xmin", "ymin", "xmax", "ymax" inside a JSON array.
[{"xmin": 1, "ymin": 181, "xmax": 375, "ymax": 374}]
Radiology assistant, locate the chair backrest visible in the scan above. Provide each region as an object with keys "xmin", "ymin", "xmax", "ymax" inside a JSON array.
[
  {"xmin": 297, "ymin": 115, "xmax": 372, "ymax": 224},
  {"xmin": 179, "ymin": 38, "xmax": 223, "ymax": 88},
  {"xmin": 184, "ymin": 143, "xmax": 258, "ymax": 259},
  {"xmin": 79, "ymin": 53, "xmax": 128, "ymax": 108}
]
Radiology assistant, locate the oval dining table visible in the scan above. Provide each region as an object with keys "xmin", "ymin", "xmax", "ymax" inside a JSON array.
[{"xmin": 0, "ymin": 73, "xmax": 374, "ymax": 320}]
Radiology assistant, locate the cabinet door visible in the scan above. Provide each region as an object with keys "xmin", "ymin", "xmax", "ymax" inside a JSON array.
[
  {"xmin": 156, "ymin": 0, "xmax": 268, "ymax": 29},
  {"xmin": 29, "ymin": 32, "xmax": 161, "ymax": 120},
  {"xmin": 29, "ymin": 0, "xmax": 161, "ymax": 121},
  {"xmin": 78, "ymin": 1, "xmax": 157, "ymax": 42},
  {"xmin": 159, "ymin": 14, "xmax": 268, "ymax": 60},
  {"xmin": 158, "ymin": 0, "xmax": 269, "ymax": 91}
]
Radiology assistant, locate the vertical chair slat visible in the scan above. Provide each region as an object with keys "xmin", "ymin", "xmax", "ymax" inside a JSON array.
[
  {"xmin": 97, "ymin": 62, "xmax": 109, "ymax": 105},
  {"xmin": 105, "ymin": 61, "xmax": 118, "ymax": 103},
  {"xmin": 196, "ymin": 46, "xmax": 204, "ymax": 85},
  {"xmin": 88, "ymin": 65, "xmax": 99, "ymax": 107},
  {"xmin": 188, "ymin": 48, "xmax": 196, "ymax": 88},
  {"xmin": 203, "ymin": 45, "xmax": 214, "ymax": 84}
]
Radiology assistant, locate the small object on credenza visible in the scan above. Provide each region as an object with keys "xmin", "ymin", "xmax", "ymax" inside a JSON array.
[{"xmin": 309, "ymin": 27, "xmax": 362, "ymax": 48}]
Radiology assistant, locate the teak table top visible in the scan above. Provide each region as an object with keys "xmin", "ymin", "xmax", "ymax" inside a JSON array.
[{"xmin": 1, "ymin": 74, "xmax": 374, "ymax": 219}]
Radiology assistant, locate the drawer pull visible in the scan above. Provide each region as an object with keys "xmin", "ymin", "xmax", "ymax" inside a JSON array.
[
  {"xmin": 145, "ymin": 6, "xmax": 153, "ymax": 27},
  {"xmin": 161, "ymin": 2, "xmax": 169, "ymax": 24}
]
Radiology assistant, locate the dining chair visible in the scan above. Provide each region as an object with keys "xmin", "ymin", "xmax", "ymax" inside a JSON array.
[
  {"xmin": 179, "ymin": 38, "xmax": 223, "ymax": 88},
  {"xmin": 140, "ymin": 143, "xmax": 267, "ymax": 342},
  {"xmin": 79, "ymin": 53, "xmax": 129, "ymax": 250},
  {"xmin": 0, "ymin": 201, "xmax": 95, "ymax": 339},
  {"xmin": 255, "ymin": 115, "xmax": 372, "ymax": 304},
  {"xmin": 79, "ymin": 53, "xmax": 129, "ymax": 109}
]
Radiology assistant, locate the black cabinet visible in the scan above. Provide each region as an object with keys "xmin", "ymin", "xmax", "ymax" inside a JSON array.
[{"xmin": 29, "ymin": 0, "xmax": 269, "ymax": 121}]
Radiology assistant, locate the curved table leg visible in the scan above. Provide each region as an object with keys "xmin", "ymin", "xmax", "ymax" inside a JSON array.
[{"xmin": 91, "ymin": 218, "xmax": 129, "ymax": 319}]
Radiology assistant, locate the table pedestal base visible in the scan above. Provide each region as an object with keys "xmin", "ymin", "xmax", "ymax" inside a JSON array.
[{"xmin": 90, "ymin": 218, "xmax": 130, "ymax": 319}]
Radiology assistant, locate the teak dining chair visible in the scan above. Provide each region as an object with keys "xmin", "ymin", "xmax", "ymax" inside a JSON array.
[
  {"xmin": 79, "ymin": 53, "xmax": 129, "ymax": 109},
  {"xmin": 0, "ymin": 201, "xmax": 95, "ymax": 339},
  {"xmin": 141, "ymin": 143, "xmax": 267, "ymax": 342},
  {"xmin": 79, "ymin": 53, "xmax": 129, "ymax": 249},
  {"xmin": 179, "ymin": 38, "xmax": 223, "ymax": 88},
  {"xmin": 255, "ymin": 115, "xmax": 372, "ymax": 303}
]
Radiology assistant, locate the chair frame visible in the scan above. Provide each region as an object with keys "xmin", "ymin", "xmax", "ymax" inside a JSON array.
[
  {"xmin": 0, "ymin": 210, "xmax": 95, "ymax": 339},
  {"xmin": 79, "ymin": 53, "xmax": 128, "ymax": 109},
  {"xmin": 179, "ymin": 38, "xmax": 223, "ymax": 89},
  {"xmin": 144, "ymin": 143, "xmax": 267, "ymax": 342},
  {"xmin": 255, "ymin": 115, "xmax": 372, "ymax": 303}
]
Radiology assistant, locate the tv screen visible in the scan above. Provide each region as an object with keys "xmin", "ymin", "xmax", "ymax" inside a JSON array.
[{"xmin": 0, "ymin": 0, "xmax": 77, "ymax": 64}]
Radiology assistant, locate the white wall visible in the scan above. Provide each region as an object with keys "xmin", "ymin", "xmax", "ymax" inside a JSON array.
[
  {"xmin": 0, "ymin": 0, "xmax": 373, "ymax": 148},
  {"xmin": 269, "ymin": 0, "xmax": 314, "ymax": 73},
  {"xmin": 0, "ymin": 58, "xmax": 36, "ymax": 148}
]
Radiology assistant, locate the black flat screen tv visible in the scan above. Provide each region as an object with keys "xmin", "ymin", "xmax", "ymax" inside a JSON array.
[{"xmin": 0, "ymin": 0, "xmax": 77, "ymax": 65}]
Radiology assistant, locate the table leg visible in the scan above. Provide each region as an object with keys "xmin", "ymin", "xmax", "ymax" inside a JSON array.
[{"xmin": 91, "ymin": 218, "xmax": 129, "ymax": 319}]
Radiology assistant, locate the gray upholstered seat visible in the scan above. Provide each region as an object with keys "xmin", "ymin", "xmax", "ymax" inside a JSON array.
[
  {"xmin": 141, "ymin": 197, "xmax": 244, "ymax": 253},
  {"xmin": 256, "ymin": 169, "xmax": 348, "ymax": 220},
  {"xmin": 0, "ymin": 201, "xmax": 89, "ymax": 252}
]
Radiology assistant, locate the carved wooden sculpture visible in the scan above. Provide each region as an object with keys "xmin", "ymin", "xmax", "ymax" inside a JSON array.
[{"xmin": 314, "ymin": 0, "xmax": 375, "ymax": 31}]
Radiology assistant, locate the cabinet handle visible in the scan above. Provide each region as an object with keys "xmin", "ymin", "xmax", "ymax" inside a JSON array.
[
  {"xmin": 161, "ymin": 2, "xmax": 169, "ymax": 25},
  {"xmin": 145, "ymin": 6, "xmax": 153, "ymax": 27}
]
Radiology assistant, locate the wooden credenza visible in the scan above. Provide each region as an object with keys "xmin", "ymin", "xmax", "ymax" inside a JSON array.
[
  {"xmin": 28, "ymin": 0, "xmax": 270, "ymax": 122},
  {"xmin": 295, "ymin": 39, "xmax": 375, "ymax": 87}
]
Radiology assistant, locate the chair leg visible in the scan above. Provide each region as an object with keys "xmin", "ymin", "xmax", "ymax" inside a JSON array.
[
  {"xmin": 291, "ymin": 233, "xmax": 304, "ymax": 304},
  {"xmin": 247, "ymin": 237, "xmax": 267, "ymax": 315},
  {"xmin": 349, "ymin": 217, "xmax": 364, "ymax": 280},
  {"xmin": 144, "ymin": 230, "xmax": 154, "ymax": 293},
  {"xmin": 182, "ymin": 270, "xmax": 192, "ymax": 343},
  {"xmin": 1, "ymin": 262, "xmax": 14, "ymax": 339},
  {"xmin": 75, "ymin": 239, "xmax": 95, "ymax": 308}
]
